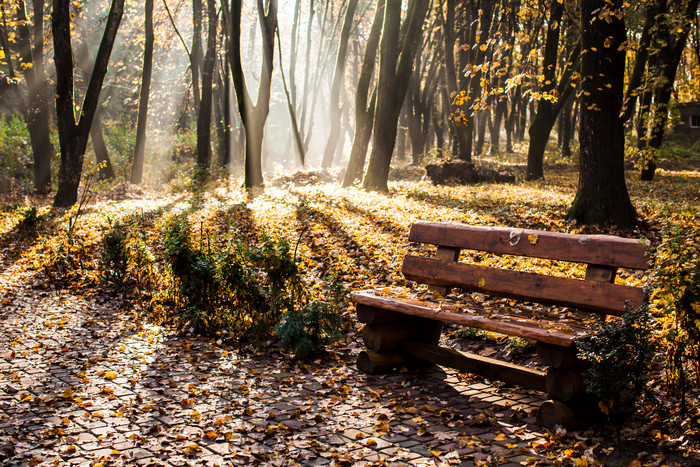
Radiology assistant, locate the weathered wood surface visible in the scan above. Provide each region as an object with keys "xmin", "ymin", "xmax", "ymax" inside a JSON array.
[
  {"xmin": 351, "ymin": 290, "xmax": 581, "ymax": 347},
  {"xmin": 545, "ymin": 366, "xmax": 588, "ymax": 402},
  {"xmin": 429, "ymin": 246, "xmax": 461, "ymax": 296},
  {"xmin": 356, "ymin": 350, "xmax": 407, "ymax": 374},
  {"xmin": 409, "ymin": 222, "xmax": 650, "ymax": 270},
  {"xmin": 399, "ymin": 341, "xmax": 547, "ymax": 392},
  {"xmin": 585, "ymin": 265, "xmax": 618, "ymax": 283},
  {"xmin": 363, "ymin": 322, "xmax": 420, "ymax": 352},
  {"xmin": 536, "ymin": 399, "xmax": 600, "ymax": 428},
  {"xmin": 356, "ymin": 305, "xmax": 408, "ymax": 324},
  {"xmin": 536, "ymin": 343, "xmax": 582, "ymax": 369},
  {"xmin": 402, "ymin": 255, "xmax": 645, "ymax": 315}
]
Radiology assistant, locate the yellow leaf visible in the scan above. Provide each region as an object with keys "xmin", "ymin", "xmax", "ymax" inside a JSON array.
[
  {"xmin": 104, "ymin": 371, "xmax": 117, "ymax": 380},
  {"xmin": 478, "ymin": 278, "xmax": 486, "ymax": 288},
  {"xmin": 494, "ymin": 433, "xmax": 508, "ymax": 441},
  {"xmin": 111, "ymin": 449, "xmax": 121, "ymax": 456},
  {"xmin": 528, "ymin": 234, "xmax": 538, "ymax": 245},
  {"xmin": 365, "ymin": 438, "xmax": 377, "ymax": 446}
]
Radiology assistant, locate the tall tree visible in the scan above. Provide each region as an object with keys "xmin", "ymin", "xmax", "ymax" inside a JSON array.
[
  {"xmin": 638, "ymin": 0, "xmax": 700, "ymax": 181},
  {"xmin": 321, "ymin": 0, "xmax": 358, "ymax": 169},
  {"xmin": 196, "ymin": 0, "xmax": 217, "ymax": 171},
  {"xmin": 52, "ymin": 0, "xmax": 125, "ymax": 207},
  {"xmin": 5, "ymin": 0, "xmax": 54, "ymax": 193},
  {"xmin": 130, "ymin": 0, "xmax": 154, "ymax": 184},
  {"xmin": 228, "ymin": 0, "xmax": 278, "ymax": 188},
  {"xmin": 343, "ymin": 0, "xmax": 384, "ymax": 187},
  {"xmin": 362, "ymin": 0, "xmax": 430, "ymax": 192},
  {"xmin": 568, "ymin": 0, "xmax": 637, "ymax": 228}
]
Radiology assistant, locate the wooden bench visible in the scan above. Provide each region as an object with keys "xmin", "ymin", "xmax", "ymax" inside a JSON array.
[{"xmin": 350, "ymin": 221, "xmax": 650, "ymax": 427}]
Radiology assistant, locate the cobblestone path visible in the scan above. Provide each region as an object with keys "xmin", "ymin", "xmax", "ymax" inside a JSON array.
[{"xmin": 1, "ymin": 277, "xmax": 548, "ymax": 466}]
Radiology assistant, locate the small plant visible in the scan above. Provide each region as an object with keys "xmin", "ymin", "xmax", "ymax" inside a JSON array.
[
  {"xmin": 276, "ymin": 277, "xmax": 345, "ymax": 359},
  {"xmin": 17, "ymin": 206, "xmax": 39, "ymax": 235},
  {"xmin": 652, "ymin": 211, "xmax": 700, "ymax": 413},
  {"xmin": 99, "ymin": 218, "xmax": 129, "ymax": 286},
  {"xmin": 575, "ymin": 301, "xmax": 656, "ymax": 424}
]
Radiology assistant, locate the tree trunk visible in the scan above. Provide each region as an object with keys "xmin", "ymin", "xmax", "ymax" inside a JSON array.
[
  {"xmin": 12, "ymin": 0, "xmax": 54, "ymax": 194},
  {"xmin": 196, "ymin": 0, "xmax": 217, "ymax": 171},
  {"xmin": 321, "ymin": 0, "xmax": 358, "ymax": 169},
  {"xmin": 228, "ymin": 0, "xmax": 278, "ymax": 189},
  {"xmin": 191, "ymin": 0, "xmax": 203, "ymax": 117},
  {"xmin": 639, "ymin": 0, "xmax": 700, "ymax": 181},
  {"xmin": 442, "ymin": 0, "xmax": 471, "ymax": 162},
  {"xmin": 363, "ymin": 0, "xmax": 429, "ymax": 192},
  {"xmin": 525, "ymin": 0, "xmax": 564, "ymax": 180},
  {"xmin": 343, "ymin": 0, "xmax": 384, "ymax": 187},
  {"xmin": 52, "ymin": 0, "xmax": 125, "ymax": 207},
  {"xmin": 567, "ymin": 0, "xmax": 637, "ymax": 228},
  {"xmin": 90, "ymin": 114, "xmax": 115, "ymax": 180},
  {"xmin": 130, "ymin": 0, "xmax": 154, "ymax": 185}
]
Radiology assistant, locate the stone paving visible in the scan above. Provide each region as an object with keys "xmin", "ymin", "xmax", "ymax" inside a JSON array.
[{"xmin": 0, "ymin": 278, "xmax": 551, "ymax": 466}]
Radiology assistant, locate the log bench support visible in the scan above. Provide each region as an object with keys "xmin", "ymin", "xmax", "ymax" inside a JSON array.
[{"xmin": 351, "ymin": 222, "xmax": 650, "ymax": 429}]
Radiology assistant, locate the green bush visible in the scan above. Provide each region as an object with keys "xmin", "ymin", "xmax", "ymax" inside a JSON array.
[
  {"xmin": 575, "ymin": 302, "xmax": 656, "ymax": 424},
  {"xmin": 160, "ymin": 215, "xmax": 344, "ymax": 353},
  {"xmin": 99, "ymin": 218, "xmax": 129, "ymax": 286},
  {"xmin": 99, "ymin": 215, "xmax": 156, "ymax": 291},
  {"xmin": 652, "ymin": 211, "xmax": 700, "ymax": 411},
  {"xmin": 276, "ymin": 278, "xmax": 345, "ymax": 359},
  {"xmin": 0, "ymin": 115, "xmax": 33, "ymax": 192}
]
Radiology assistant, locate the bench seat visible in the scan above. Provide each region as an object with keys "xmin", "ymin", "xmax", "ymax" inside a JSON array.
[{"xmin": 350, "ymin": 221, "xmax": 650, "ymax": 428}]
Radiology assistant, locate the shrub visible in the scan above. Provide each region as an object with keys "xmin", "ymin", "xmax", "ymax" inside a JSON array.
[
  {"xmin": 575, "ymin": 302, "xmax": 656, "ymax": 424},
  {"xmin": 652, "ymin": 211, "xmax": 700, "ymax": 411},
  {"xmin": 99, "ymin": 215, "xmax": 156, "ymax": 291},
  {"xmin": 276, "ymin": 278, "xmax": 345, "ymax": 359},
  {"xmin": 99, "ymin": 218, "xmax": 129, "ymax": 286},
  {"xmin": 0, "ymin": 115, "xmax": 33, "ymax": 192}
]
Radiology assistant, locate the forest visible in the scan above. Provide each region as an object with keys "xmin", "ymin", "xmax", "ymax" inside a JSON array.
[{"xmin": 0, "ymin": 0, "xmax": 699, "ymax": 465}]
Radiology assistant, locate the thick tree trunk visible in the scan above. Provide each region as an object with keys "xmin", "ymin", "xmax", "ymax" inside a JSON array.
[
  {"xmin": 567, "ymin": 0, "xmax": 637, "ymax": 228},
  {"xmin": 52, "ymin": 0, "xmax": 124, "ymax": 207},
  {"xmin": 196, "ymin": 0, "xmax": 217, "ymax": 171},
  {"xmin": 363, "ymin": 0, "xmax": 429, "ymax": 192},
  {"xmin": 191, "ymin": 0, "xmax": 203, "ymax": 117},
  {"xmin": 130, "ymin": 0, "xmax": 154, "ymax": 184},
  {"xmin": 343, "ymin": 0, "xmax": 384, "ymax": 187},
  {"xmin": 321, "ymin": 0, "xmax": 358, "ymax": 169}
]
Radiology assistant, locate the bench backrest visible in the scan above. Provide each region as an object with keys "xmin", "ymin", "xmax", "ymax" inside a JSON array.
[{"xmin": 403, "ymin": 222, "xmax": 650, "ymax": 316}]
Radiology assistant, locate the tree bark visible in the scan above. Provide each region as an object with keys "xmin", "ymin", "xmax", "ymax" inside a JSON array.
[
  {"xmin": 52, "ymin": 0, "xmax": 125, "ymax": 207},
  {"xmin": 321, "ymin": 0, "xmax": 358, "ymax": 169},
  {"xmin": 343, "ymin": 0, "xmax": 384, "ymax": 187},
  {"xmin": 90, "ymin": 114, "xmax": 115, "ymax": 180},
  {"xmin": 363, "ymin": 0, "xmax": 429, "ymax": 192},
  {"xmin": 196, "ymin": 0, "xmax": 217, "ymax": 171},
  {"xmin": 228, "ymin": 0, "xmax": 278, "ymax": 189},
  {"xmin": 525, "ymin": 0, "xmax": 564, "ymax": 180},
  {"xmin": 567, "ymin": 0, "xmax": 637, "ymax": 228},
  {"xmin": 14, "ymin": 0, "xmax": 54, "ymax": 194},
  {"xmin": 130, "ymin": 0, "xmax": 154, "ymax": 184}
]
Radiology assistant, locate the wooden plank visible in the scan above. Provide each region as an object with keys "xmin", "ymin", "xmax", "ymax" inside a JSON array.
[
  {"xmin": 408, "ymin": 222, "xmax": 650, "ymax": 270},
  {"xmin": 585, "ymin": 265, "xmax": 617, "ymax": 283},
  {"xmin": 363, "ymin": 322, "xmax": 420, "ymax": 352},
  {"xmin": 536, "ymin": 399, "xmax": 600, "ymax": 428},
  {"xmin": 545, "ymin": 366, "xmax": 588, "ymax": 402},
  {"xmin": 356, "ymin": 350, "xmax": 407, "ymax": 374},
  {"xmin": 399, "ymin": 341, "xmax": 547, "ymax": 392},
  {"xmin": 351, "ymin": 291, "xmax": 578, "ymax": 347},
  {"xmin": 402, "ymin": 255, "xmax": 645, "ymax": 315},
  {"xmin": 356, "ymin": 304, "xmax": 409, "ymax": 324},
  {"xmin": 429, "ymin": 246, "xmax": 461, "ymax": 296},
  {"xmin": 536, "ymin": 343, "xmax": 582, "ymax": 369}
]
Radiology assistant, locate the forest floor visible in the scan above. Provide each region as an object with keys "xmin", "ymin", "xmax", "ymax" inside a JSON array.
[{"xmin": 0, "ymin": 152, "xmax": 699, "ymax": 466}]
